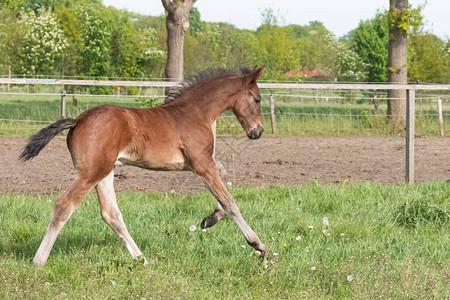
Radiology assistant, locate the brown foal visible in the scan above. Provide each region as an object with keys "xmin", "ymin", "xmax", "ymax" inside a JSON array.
[{"xmin": 19, "ymin": 66, "xmax": 268, "ymax": 265}]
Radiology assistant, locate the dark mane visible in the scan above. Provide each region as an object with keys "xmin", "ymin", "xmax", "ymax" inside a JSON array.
[{"xmin": 164, "ymin": 68, "xmax": 252, "ymax": 104}]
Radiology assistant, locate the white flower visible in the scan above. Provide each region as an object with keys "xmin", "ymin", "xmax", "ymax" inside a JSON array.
[
  {"xmin": 296, "ymin": 236, "xmax": 302, "ymax": 241},
  {"xmin": 273, "ymin": 253, "xmax": 278, "ymax": 256},
  {"xmin": 189, "ymin": 225, "xmax": 196, "ymax": 231},
  {"xmin": 308, "ymin": 226, "xmax": 314, "ymax": 229},
  {"xmin": 340, "ymin": 233, "xmax": 345, "ymax": 236},
  {"xmin": 264, "ymin": 264, "xmax": 268, "ymax": 269},
  {"xmin": 170, "ymin": 189, "xmax": 175, "ymax": 193},
  {"xmin": 311, "ymin": 266, "xmax": 316, "ymax": 271},
  {"xmin": 202, "ymin": 229, "xmax": 206, "ymax": 232},
  {"xmin": 241, "ymin": 245, "xmax": 246, "ymax": 248},
  {"xmin": 323, "ymin": 217, "xmax": 329, "ymax": 226},
  {"xmin": 255, "ymin": 250, "xmax": 261, "ymax": 256},
  {"xmin": 226, "ymin": 182, "xmax": 232, "ymax": 187},
  {"xmin": 347, "ymin": 275, "xmax": 354, "ymax": 282}
]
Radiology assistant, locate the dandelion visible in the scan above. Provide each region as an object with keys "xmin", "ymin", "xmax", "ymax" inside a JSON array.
[
  {"xmin": 296, "ymin": 236, "xmax": 302, "ymax": 241},
  {"xmin": 311, "ymin": 266, "xmax": 316, "ymax": 271},
  {"xmin": 356, "ymin": 201, "xmax": 360, "ymax": 204},
  {"xmin": 283, "ymin": 243, "xmax": 287, "ymax": 247},
  {"xmin": 347, "ymin": 275, "xmax": 354, "ymax": 282},
  {"xmin": 189, "ymin": 225, "xmax": 196, "ymax": 231},
  {"xmin": 322, "ymin": 217, "xmax": 329, "ymax": 226}
]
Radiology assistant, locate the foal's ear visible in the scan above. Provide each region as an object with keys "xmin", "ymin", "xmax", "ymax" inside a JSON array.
[
  {"xmin": 253, "ymin": 65, "xmax": 265, "ymax": 80},
  {"xmin": 248, "ymin": 65, "xmax": 265, "ymax": 84}
]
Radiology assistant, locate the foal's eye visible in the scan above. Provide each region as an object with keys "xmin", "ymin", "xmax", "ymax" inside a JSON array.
[{"xmin": 254, "ymin": 97, "xmax": 261, "ymax": 104}]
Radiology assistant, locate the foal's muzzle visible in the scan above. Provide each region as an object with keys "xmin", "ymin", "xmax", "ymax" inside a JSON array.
[{"xmin": 247, "ymin": 124, "xmax": 264, "ymax": 140}]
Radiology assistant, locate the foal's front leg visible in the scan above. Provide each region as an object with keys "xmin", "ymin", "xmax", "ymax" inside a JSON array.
[
  {"xmin": 194, "ymin": 158, "xmax": 268, "ymax": 256},
  {"xmin": 201, "ymin": 160, "xmax": 228, "ymax": 229}
]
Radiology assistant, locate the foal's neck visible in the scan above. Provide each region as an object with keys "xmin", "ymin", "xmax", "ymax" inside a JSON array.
[{"xmin": 173, "ymin": 77, "xmax": 240, "ymax": 126}]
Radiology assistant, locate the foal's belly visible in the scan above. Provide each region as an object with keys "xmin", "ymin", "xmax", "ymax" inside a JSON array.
[{"xmin": 115, "ymin": 151, "xmax": 189, "ymax": 171}]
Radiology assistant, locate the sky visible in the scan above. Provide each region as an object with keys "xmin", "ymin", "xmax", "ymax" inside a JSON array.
[{"xmin": 102, "ymin": 0, "xmax": 449, "ymax": 39}]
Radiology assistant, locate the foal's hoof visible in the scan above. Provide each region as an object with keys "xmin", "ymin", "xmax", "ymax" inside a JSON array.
[{"xmin": 200, "ymin": 215, "xmax": 219, "ymax": 229}]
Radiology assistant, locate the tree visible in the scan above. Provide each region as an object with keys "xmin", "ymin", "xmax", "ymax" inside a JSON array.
[
  {"xmin": 408, "ymin": 33, "xmax": 449, "ymax": 84},
  {"xmin": 161, "ymin": 0, "xmax": 196, "ymax": 81},
  {"xmin": 0, "ymin": 8, "xmax": 25, "ymax": 77},
  {"xmin": 348, "ymin": 12, "xmax": 389, "ymax": 83},
  {"xmin": 17, "ymin": 8, "xmax": 68, "ymax": 76},
  {"xmin": 387, "ymin": 0, "xmax": 408, "ymax": 134},
  {"xmin": 387, "ymin": 1, "xmax": 422, "ymax": 134},
  {"xmin": 323, "ymin": 33, "xmax": 368, "ymax": 82}
]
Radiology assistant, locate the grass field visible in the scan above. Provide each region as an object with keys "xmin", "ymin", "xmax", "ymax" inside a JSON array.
[
  {"xmin": 0, "ymin": 93, "xmax": 448, "ymax": 136},
  {"xmin": 1, "ymin": 183, "xmax": 449, "ymax": 299}
]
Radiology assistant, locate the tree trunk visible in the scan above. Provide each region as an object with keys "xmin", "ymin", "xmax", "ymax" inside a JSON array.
[
  {"xmin": 387, "ymin": 0, "xmax": 408, "ymax": 135},
  {"xmin": 161, "ymin": 0, "xmax": 197, "ymax": 83}
]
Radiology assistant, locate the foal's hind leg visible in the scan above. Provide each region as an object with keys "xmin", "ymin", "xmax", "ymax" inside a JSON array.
[
  {"xmin": 95, "ymin": 171, "xmax": 147, "ymax": 263},
  {"xmin": 201, "ymin": 160, "xmax": 228, "ymax": 229},
  {"xmin": 33, "ymin": 176, "xmax": 94, "ymax": 265}
]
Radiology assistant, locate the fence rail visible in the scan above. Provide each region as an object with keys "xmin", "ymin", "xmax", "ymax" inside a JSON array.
[{"xmin": 1, "ymin": 78, "xmax": 449, "ymax": 184}]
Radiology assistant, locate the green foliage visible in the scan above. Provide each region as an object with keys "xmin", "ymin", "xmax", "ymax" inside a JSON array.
[
  {"xmin": 388, "ymin": 4, "xmax": 423, "ymax": 34},
  {"xmin": 408, "ymin": 33, "xmax": 449, "ymax": 83},
  {"xmin": 136, "ymin": 97, "xmax": 163, "ymax": 108},
  {"xmin": 0, "ymin": 183, "xmax": 449, "ymax": 298},
  {"xmin": 0, "ymin": 1, "xmax": 448, "ymax": 84},
  {"xmin": 17, "ymin": 8, "xmax": 68, "ymax": 75},
  {"xmin": 348, "ymin": 12, "xmax": 389, "ymax": 82}
]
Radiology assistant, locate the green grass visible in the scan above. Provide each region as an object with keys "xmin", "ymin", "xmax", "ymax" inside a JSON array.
[
  {"xmin": 1, "ymin": 183, "xmax": 449, "ymax": 299},
  {"xmin": 0, "ymin": 93, "xmax": 449, "ymax": 136}
]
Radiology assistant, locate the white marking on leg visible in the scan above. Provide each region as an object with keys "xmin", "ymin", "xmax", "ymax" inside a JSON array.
[{"xmin": 96, "ymin": 171, "xmax": 146, "ymax": 262}]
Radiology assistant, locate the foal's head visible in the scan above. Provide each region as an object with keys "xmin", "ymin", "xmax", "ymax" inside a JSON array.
[{"xmin": 231, "ymin": 66, "xmax": 265, "ymax": 140}]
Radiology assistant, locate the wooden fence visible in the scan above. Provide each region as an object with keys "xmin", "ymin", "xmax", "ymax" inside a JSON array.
[{"xmin": 1, "ymin": 78, "xmax": 449, "ymax": 184}]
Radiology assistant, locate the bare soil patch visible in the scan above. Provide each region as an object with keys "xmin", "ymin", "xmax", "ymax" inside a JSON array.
[{"xmin": 1, "ymin": 135, "xmax": 449, "ymax": 195}]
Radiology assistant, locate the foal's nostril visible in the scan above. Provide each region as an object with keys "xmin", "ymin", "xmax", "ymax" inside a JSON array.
[{"xmin": 247, "ymin": 124, "xmax": 263, "ymax": 140}]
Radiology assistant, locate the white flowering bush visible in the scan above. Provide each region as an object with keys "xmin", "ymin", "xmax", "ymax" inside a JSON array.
[
  {"xmin": 323, "ymin": 33, "xmax": 368, "ymax": 81},
  {"xmin": 18, "ymin": 8, "xmax": 68, "ymax": 75}
]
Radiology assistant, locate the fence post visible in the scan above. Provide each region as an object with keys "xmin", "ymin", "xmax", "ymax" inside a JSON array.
[
  {"xmin": 269, "ymin": 95, "xmax": 276, "ymax": 134},
  {"xmin": 61, "ymin": 90, "xmax": 66, "ymax": 119},
  {"xmin": 438, "ymin": 96, "xmax": 444, "ymax": 137},
  {"xmin": 406, "ymin": 89, "xmax": 415, "ymax": 184}
]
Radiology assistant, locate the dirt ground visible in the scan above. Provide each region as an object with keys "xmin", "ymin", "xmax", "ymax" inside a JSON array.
[{"xmin": 0, "ymin": 135, "xmax": 449, "ymax": 195}]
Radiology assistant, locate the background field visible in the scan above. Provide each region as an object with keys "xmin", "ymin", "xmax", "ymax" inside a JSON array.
[{"xmin": 1, "ymin": 183, "xmax": 449, "ymax": 299}]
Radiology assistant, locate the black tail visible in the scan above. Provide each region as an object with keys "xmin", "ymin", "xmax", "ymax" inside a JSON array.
[{"xmin": 19, "ymin": 118, "xmax": 77, "ymax": 161}]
